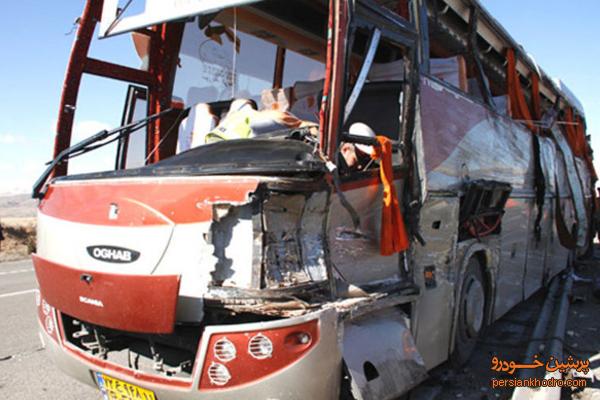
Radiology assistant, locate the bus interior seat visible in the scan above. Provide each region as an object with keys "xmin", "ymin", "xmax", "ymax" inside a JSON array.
[
  {"xmin": 261, "ymin": 87, "xmax": 293, "ymax": 111},
  {"xmin": 290, "ymin": 79, "xmax": 323, "ymax": 123},
  {"xmin": 176, "ymin": 103, "xmax": 218, "ymax": 153},
  {"xmin": 261, "ymin": 79, "xmax": 324, "ymax": 123}
]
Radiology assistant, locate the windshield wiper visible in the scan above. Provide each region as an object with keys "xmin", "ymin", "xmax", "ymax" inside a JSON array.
[{"xmin": 32, "ymin": 108, "xmax": 176, "ymax": 199}]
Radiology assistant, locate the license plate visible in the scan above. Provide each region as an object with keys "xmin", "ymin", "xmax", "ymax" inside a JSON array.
[{"xmin": 95, "ymin": 372, "xmax": 157, "ymax": 400}]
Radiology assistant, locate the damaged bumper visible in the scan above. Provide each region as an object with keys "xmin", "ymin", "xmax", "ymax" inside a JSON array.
[{"xmin": 39, "ymin": 305, "xmax": 342, "ymax": 400}]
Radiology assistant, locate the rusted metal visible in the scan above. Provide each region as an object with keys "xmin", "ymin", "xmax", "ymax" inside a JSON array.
[
  {"xmin": 53, "ymin": 0, "xmax": 104, "ymax": 177},
  {"xmin": 273, "ymin": 46, "xmax": 285, "ymax": 89},
  {"xmin": 84, "ymin": 58, "xmax": 154, "ymax": 87},
  {"xmin": 147, "ymin": 22, "xmax": 185, "ymax": 163},
  {"xmin": 325, "ymin": 0, "xmax": 349, "ymax": 161}
]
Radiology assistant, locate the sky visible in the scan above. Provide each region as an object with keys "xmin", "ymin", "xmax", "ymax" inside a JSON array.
[{"xmin": 0, "ymin": 1, "xmax": 599, "ymax": 194}]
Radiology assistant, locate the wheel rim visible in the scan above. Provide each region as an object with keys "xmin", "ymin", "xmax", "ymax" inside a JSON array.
[{"xmin": 463, "ymin": 277, "xmax": 484, "ymax": 338}]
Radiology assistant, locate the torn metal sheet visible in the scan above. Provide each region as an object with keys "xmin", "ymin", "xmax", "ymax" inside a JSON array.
[
  {"xmin": 574, "ymin": 157, "xmax": 592, "ymax": 199},
  {"xmin": 537, "ymin": 137, "xmax": 569, "ymax": 285},
  {"xmin": 342, "ymin": 308, "xmax": 428, "ymax": 400},
  {"xmin": 328, "ymin": 182, "xmax": 405, "ymax": 287},
  {"xmin": 209, "ymin": 203, "xmax": 256, "ymax": 288},
  {"xmin": 549, "ymin": 126, "xmax": 588, "ymax": 248},
  {"xmin": 263, "ymin": 191, "xmax": 330, "ymax": 288},
  {"xmin": 420, "ymin": 77, "xmax": 534, "ymax": 192},
  {"xmin": 539, "ymin": 137, "xmax": 558, "ymax": 195},
  {"xmin": 412, "ymin": 195, "xmax": 459, "ymax": 369},
  {"xmin": 494, "ymin": 197, "xmax": 530, "ymax": 319}
]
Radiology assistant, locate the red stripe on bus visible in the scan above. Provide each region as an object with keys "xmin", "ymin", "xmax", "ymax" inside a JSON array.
[
  {"xmin": 33, "ymin": 254, "xmax": 180, "ymax": 334},
  {"xmin": 39, "ymin": 178, "xmax": 260, "ymax": 226}
]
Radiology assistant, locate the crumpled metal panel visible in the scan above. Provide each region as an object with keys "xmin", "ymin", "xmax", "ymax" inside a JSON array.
[
  {"xmin": 538, "ymin": 136, "xmax": 570, "ymax": 281},
  {"xmin": 539, "ymin": 137, "xmax": 557, "ymax": 194},
  {"xmin": 574, "ymin": 157, "xmax": 592, "ymax": 198},
  {"xmin": 328, "ymin": 182, "xmax": 404, "ymax": 287},
  {"xmin": 300, "ymin": 191, "xmax": 330, "ymax": 281},
  {"xmin": 263, "ymin": 191, "xmax": 329, "ymax": 287},
  {"xmin": 493, "ymin": 197, "xmax": 529, "ymax": 319},
  {"xmin": 549, "ymin": 126, "xmax": 588, "ymax": 248},
  {"xmin": 343, "ymin": 308, "xmax": 427, "ymax": 400},
  {"xmin": 546, "ymin": 199, "xmax": 570, "ymax": 281},
  {"xmin": 419, "ymin": 77, "xmax": 534, "ymax": 192},
  {"xmin": 412, "ymin": 196, "xmax": 459, "ymax": 369},
  {"xmin": 425, "ymin": 117, "xmax": 533, "ymax": 190},
  {"xmin": 522, "ymin": 137, "xmax": 557, "ymax": 298},
  {"xmin": 523, "ymin": 199, "xmax": 548, "ymax": 299}
]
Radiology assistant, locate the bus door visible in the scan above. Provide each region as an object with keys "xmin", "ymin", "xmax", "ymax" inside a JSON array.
[{"xmin": 328, "ymin": 5, "xmax": 417, "ymax": 291}]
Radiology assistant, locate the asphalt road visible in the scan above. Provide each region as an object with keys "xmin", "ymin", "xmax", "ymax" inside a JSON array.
[{"xmin": 0, "ymin": 259, "xmax": 102, "ymax": 400}]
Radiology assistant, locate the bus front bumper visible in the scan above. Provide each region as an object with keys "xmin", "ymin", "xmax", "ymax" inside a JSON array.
[{"xmin": 39, "ymin": 309, "xmax": 342, "ymax": 400}]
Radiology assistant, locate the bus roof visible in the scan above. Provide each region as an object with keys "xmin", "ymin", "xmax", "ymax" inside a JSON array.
[
  {"xmin": 99, "ymin": 0, "xmax": 585, "ymax": 118},
  {"xmin": 99, "ymin": 0, "xmax": 261, "ymax": 38},
  {"xmin": 430, "ymin": 0, "xmax": 584, "ymax": 118}
]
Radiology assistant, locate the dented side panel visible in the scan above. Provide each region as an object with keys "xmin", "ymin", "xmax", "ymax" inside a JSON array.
[
  {"xmin": 412, "ymin": 196, "xmax": 459, "ymax": 369},
  {"xmin": 342, "ymin": 308, "xmax": 427, "ymax": 400},
  {"xmin": 419, "ymin": 77, "xmax": 534, "ymax": 192},
  {"xmin": 328, "ymin": 181, "xmax": 405, "ymax": 287},
  {"xmin": 550, "ymin": 125, "xmax": 589, "ymax": 248}
]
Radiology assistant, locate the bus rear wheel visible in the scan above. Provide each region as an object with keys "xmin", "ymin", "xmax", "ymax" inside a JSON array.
[{"xmin": 451, "ymin": 257, "xmax": 486, "ymax": 366}]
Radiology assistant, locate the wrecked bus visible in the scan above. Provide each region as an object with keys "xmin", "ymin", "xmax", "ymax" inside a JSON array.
[{"xmin": 32, "ymin": 0, "xmax": 596, "ymax": 399}]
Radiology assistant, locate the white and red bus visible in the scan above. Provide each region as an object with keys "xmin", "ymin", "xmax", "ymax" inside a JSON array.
[{"xmin": 32, "ymin": 0, "xmax": 595, "ymax": 399}]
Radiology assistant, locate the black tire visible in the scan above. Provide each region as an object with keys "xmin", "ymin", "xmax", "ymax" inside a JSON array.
[{"xmin": 451, "ymin": 257, "xmax": 486, "ymax": 367}]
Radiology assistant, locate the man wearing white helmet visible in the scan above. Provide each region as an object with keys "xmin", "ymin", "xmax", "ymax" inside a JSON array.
[{"xmin": 340, "ymin": 122, "xmax": 378, "ymax": 172}]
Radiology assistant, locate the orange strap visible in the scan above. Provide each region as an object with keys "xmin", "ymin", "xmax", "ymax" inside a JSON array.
[
  {"xmin": 531, "ymin": 73, "xmax": 542, "ymax": 122},
  {"xmin": 563, "ymin": 109, "xmax": 596, "ymax": 180},
  {"xmin": 506, "ymin": 48, "xmax": 536, "ymax": 133},
  {"xmin": 371, "ymin": 136, "xmax": 410, "ymax": 255}
]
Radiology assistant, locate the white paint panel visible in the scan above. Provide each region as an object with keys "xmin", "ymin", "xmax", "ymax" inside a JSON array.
[
  {"xmin": 38, "ymin": 210, "xmax": 257, "ymax": 322},
  {"xmin": 37, "ymin": 212, "xmax": 173, "ymax": 276},
  {"xmin": 100, "ymin": 0, "xmax": 261, "ymax": 38}
]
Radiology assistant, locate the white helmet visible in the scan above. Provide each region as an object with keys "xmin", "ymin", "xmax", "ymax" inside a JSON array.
[{"xmin": 349, "ymin": 122, "xmax": 376, "ymax": 155}]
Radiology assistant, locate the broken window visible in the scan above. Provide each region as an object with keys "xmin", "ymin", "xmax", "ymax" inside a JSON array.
[
  {"xmin": 173, "ymin": 19, "xmax": 278, "ymax": 107},
  {"xmin": 339, "ymin": 27, "xmax": 409, "ymax": 174}
]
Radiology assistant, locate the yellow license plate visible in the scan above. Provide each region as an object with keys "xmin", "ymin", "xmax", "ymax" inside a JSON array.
[{"xmin": 95, "ymin": 372, "xmax": 157, "ymax": 400}]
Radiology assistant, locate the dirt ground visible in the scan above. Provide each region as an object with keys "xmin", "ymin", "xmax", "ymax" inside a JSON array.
[{"xmin": 0, "ymin": 217, "xmax": 36, "ymax": 262}]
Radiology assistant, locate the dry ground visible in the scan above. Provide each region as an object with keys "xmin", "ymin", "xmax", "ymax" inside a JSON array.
[
  {"xmin": 0, "ymin": 217, "xmax": 36, "ymax": 262},
  {"xmin": 0, "ymin": 193, "xmax": 37, "ymax": 262}
]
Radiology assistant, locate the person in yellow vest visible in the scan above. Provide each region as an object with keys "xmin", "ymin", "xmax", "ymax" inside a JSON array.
[{"xmin": 205, "ymin": 99, "xmax": 317, "ymax": 143}]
